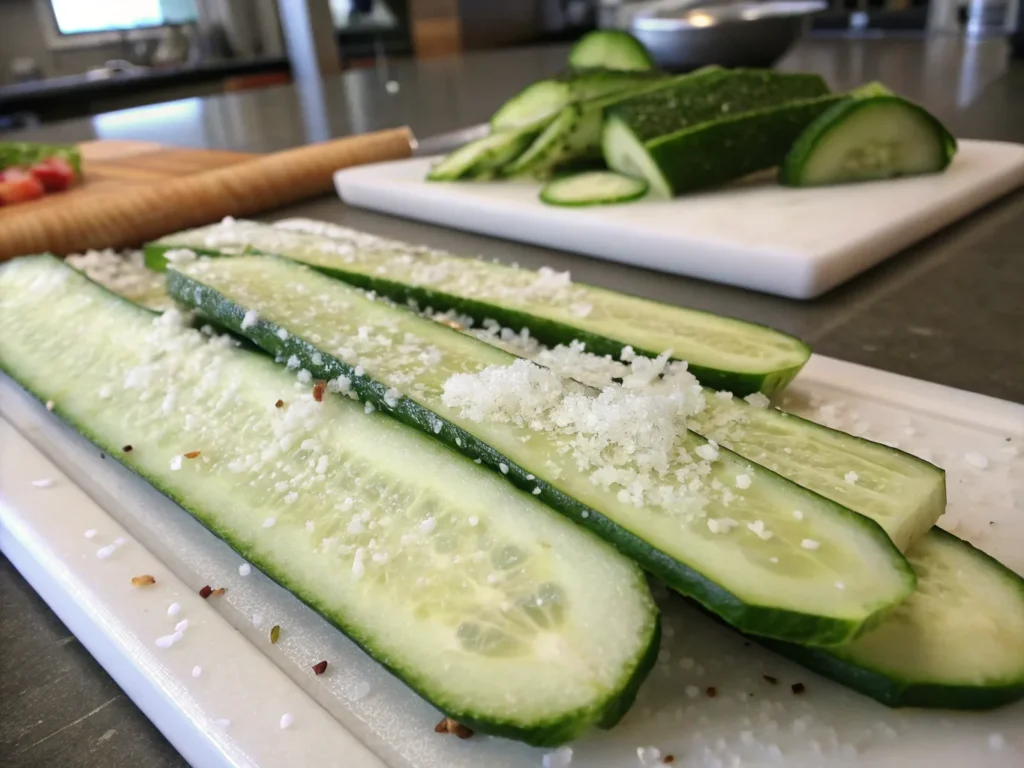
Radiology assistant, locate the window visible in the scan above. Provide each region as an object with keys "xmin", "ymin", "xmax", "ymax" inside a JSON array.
[{"xmin": 49, "ymin": 0, "xmax": 198, "ymax": 36}]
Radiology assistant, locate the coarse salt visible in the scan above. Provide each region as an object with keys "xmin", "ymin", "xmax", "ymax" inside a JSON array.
[
  {"xmin": 279, "ymin": 712, "xmax": 294, "ymax": 729},
  {"xmin": 542, "ymin": 747, "xmax": 573, "ymax": 768},
  {"xmin": 735, "ymin": 474, "xmax": 751, "ymax": 490},
  {"xmin": 192, "ymin": 666, "xmax": 202, "ymax": 678},
  {"xmin": 263, "ymin": 517, "xmax": 277, "ymax": 528},
  {"xmin": 167, "ymin": 603, "xmax": 181, "ymax": 617},
  {"xmin": 84, "ymin": 529, "xmax": 98, "ymax": 538},
  {"xmin": 965, "ymin": 451, "xmax": 989, "ymax": 470},
  {"xmin": 239, "ymin": 563, "xmax": 252, "ymax": 576},
  {"xmin": 31, "ymin": 478, "xmax": 54, "ymax": 488},
  {"xmin": 240, "ymin": 310, "xmax": 259, "ymax": 330},
  {"xmin": 801, "ymin": 539, "xmax": 820, "ymax": 550},
  {"xmin": 170, "ymin": 455, "xmax": 183, "ymax": 471},
  {"xmin": 844, "ymin": 471, "xmax": 859, "ymax": 484}
]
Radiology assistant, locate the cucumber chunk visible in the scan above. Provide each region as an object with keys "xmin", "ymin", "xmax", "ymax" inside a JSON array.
[
  {"xmin": 167, "ymin": 254, "xmax": 915, "ymax": 647},
  {"xmin": 0, "ymin": 255, "xmax": 660, "ymax": 746},
  {"xmin": 779, "ymin": 95, "xmax": 957, "ymax": 187},
  {"xmin": 763, "ymin": 530, "xmax": 1024, "ymax": 709},
  {"xmin": 147, "ymin": 220, "xmax": 811, "ymax": 396},
  {"xmin": 541, "ymin": 171, "xmax": 649, "ymax": 207},
  {"xmin": 426, "ymin": 128, "xmax": 537, "ymax": 181},
  {"xmin": 604, "ymin": 94, "xmax": 842, "ymax": 197},
  {"xmin": 568, "ymin": 30, "xmax": 656, "ymax": 72}
]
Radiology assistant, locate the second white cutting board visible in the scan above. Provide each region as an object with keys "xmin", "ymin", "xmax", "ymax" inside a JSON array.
[{"xmin": 335, "ymin": 139, "xmax": 1024, "ymax": 299}]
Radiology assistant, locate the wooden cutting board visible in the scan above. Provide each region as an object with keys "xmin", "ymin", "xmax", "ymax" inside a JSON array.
[
  {"xmin": 0, "ymin": 127, "xmax": 414, "ymax": 260},
  {"xmin": 0, "ymin": 140, "xmax": 255, "ymax": 220}
]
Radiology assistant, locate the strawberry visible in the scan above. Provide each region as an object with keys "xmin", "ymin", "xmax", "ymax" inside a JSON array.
[
  {"xmin": 30, "ymin": 156, "xmax": 77, "ymax": 192},
  {"xmin": 0, "ymin": 168, "xmax": 46, "ymax": 206}
]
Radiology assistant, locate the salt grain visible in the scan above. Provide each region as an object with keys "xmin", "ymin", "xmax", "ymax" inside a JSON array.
[
  {"xmin": 167, "ymin": 603, "xmax": 181, "ymax": 616},
  {"xmin": 96, "ymin": 544, "xmax": 119, "ymax": 559},
  {"xmin": 543, "ymin": 747, "xmax": 574, "ymax": 768},
  {"xmin": 988, "ymin": 733, "xmax": 1005, "ymax": 751},
  {"xmin": 155, "ymin": 634, "xmax": 177, "ymax": 649},
  {"xmin": 170, "ymin": 455, "xmax": 183, "ymax": 471},
  {"xmin": 499, "ymin": 462, "xmax": 509, "ymax": 474},
  {"xmin": 792, "ymin": 510, "xmax": 804, "ymax": 520},
  {"xmin": 636, "ymin": 746, "xmax": 662, "ymax": 765},
  {"xmin": 175, "ymin": 619, "xmax": 189, "ymax": 633},
  {"xmin": 241, "ymin": 310, "xmax": 259, "ymax": 330},
  {"xmin": 84, "ymin": 529, "xmax": 98, "ymax": 539},
  {"xmin": 192, "ymin": 666, "xmax": 202, "ymax": 678},
  {"xmin": 31, "ymin": 478, "xmax": 54, "ymax": 488},
  {"xmin": 279, "ymin": 712, "xmax": 294, "ymax": 729},
  {"xmin": 735, "ymin": 473, "xmax": 751, "ymax": 490},
  {"xmin": 685, "ymin": 685, "xmax": 701, "ymax": 698},
  {"xmin": 844, "ymin": 471, "xmax": 859, "ymax": 484},
  {"xmin": 252, "ymin": 613, "xmax": 263, "ymax": 627},
  {"xmin": 263, "ymin": 517, "xmax": 277, "ymax": 528},
  {"xmin": 965, "ymin": 451, "xmax": 989, "ymax": 470},
  {"xmin": 801, "ymin": 539, "xmax": 820, "ymax": 550},
  {"xmin": 239, "ymin": 563, "xmax": 252, "ymax": 576},
  {"xmin": 352, "ymin": 681, "xmax": 371, "ymax": 700}
]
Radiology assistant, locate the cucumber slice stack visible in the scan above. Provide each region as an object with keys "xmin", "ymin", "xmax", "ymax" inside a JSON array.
[
  {"xmin": 0, "ymin": 256, "xmax": 660, "ymax": 746},
  {"xmin": 166, "ymin": 254, "xmax": 916, "ymax": 646}
]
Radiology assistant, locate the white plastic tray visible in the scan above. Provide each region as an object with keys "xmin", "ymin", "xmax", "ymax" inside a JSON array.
[
  {"xmin": 334, "ymin": 140, "xmax": 1024, "ymax": 299},
  {"xmin": 1, "ymin": 355, "xmax": 1021, "ymax": 768}
]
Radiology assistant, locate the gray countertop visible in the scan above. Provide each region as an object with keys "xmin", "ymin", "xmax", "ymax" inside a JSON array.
[{"xmin": 2, "ymin": 35, "xmax": 1023, "ymax": 767}]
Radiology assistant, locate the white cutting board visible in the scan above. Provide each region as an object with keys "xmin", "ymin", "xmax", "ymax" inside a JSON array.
[
  {"xmin": 334, "ymin": 140, "xmax": 1024, "ymax": 299},
  {"xmin": 2, "ymin": 357, "xmax": 1022, "ymax": 768}
]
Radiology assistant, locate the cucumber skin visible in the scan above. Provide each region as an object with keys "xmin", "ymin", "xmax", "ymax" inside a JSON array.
[
  {"xmin": 145, "ymin": 243, "xmax": 808, "ymax": 398},
  {"xmin": 166, "ymin": 265, "xmax": 914, "ymax": 647},
  {"xmin": 568, "ymin": 30, "xmax": 656, "ymax": 72},
  {"xmin": 147, "ymin": 245, "xmax": 807, "ymax": 397},
  {"xmin": 779, "ymin": 95, "xmax": 958, "ymax": 187},
  {"xmin": 636, "ymin": 95, "xmax": 843, "ymax": 196},
  {"xmin": 0, "ymin": 257, "xmax": 660, "ymax": 747},
  {"xmin": 759, "ymin": 529, "xmax": 1024, "ymax": 710},
  {"xmin": 611, "ymin": 70, "xmax": 830, "ymax": 144}
]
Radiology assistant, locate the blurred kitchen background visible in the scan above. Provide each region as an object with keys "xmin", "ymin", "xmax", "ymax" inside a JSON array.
[{"xmin": 1, "ymin": 0, "xmax": 1021, "ymax": 130}]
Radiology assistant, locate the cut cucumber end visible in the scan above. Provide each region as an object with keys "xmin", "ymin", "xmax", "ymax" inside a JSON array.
[
  {"xmin": 780, "ymin": 95, "xmax": 957, "ymax": 187},
  {"xmin": 540, "ymin": 171, "xmax": 649, "ymax": 207},
  {"xmin": 602, "ymin": 114, "xmax": 673, "ymax": 197},
  {"xmin": 568, "ymin": 30, "xmax": 656, "ymax": 72},
  {"xmin": 0, "ymin": 255, "xmax": 660, "ymax": 746}
]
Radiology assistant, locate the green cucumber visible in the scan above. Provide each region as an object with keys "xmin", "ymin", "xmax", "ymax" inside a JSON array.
[
  {"xmin": 0, "ymin": 255, "xmax": 660, "ymax": 746},
  {"xmin": 608, "ymin": 70, "xmax": 830, "ymax": 146},
  {"xmin": 763, "ymin": 529, "xmax": 1024, "ymax": 709},
  {"xmin": 568, "ymin": 30, "xmax": 656, "ymax": 72},
  {"xmin": 426, "ymin": 128, "xmax": 538, "ymax": 181},
  {"xmin": 503, "ymin": 107, "xmax": 586, "ymax": 179},
  {"xmin": 490, "ymin": 79, "xmax": 574, "ymax": 133},
  {"xmin": 604, "ymin": 93, "xmax": 842, "ymax": 197},
  {"xmin": 166, "ymin": 254, "xmax": 915, "ymax": 647},
  {"xmin": 691, "ymin": 397, "xmax": 945, "ymax": 553},
  {"xmin": 779, "ymin": 94, "xmax": 957, "ymax": 187},
  {"xmin": 146, "ymin": 220, "xmax": 811, "ymax": 396},
  {"xmin": 540, "ymin": 171, "xmax": 649, "ymax": 207}
]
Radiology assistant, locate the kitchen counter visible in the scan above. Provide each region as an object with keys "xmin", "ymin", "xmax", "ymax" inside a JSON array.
[{"xmin": 2, "ymin": 35, "xmax": 1023, "ymax": 767}]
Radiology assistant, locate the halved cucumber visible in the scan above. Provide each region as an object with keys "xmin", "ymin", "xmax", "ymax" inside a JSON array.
[
  {"xmin": 426, "ymin": 128, "xmax": 538, "ymax": 181},
  {"xmin": 763, "ymin": 529, "xmax": 1024, "ymax": 709},
  {"xmin": 568, "ymin": 30, "xmax": 656, "ymax": 72},
  {"xmin": 0, "ymin": 255, "xmax": 660, "ymax": 746},
  {"xmin": 779, "ymin": 94, "xmax": 957, "ymax": 187},
  {"xmin": 541, "ymin": 171, "xmax": 648, "ymax": 207},
  {"xmin": 166, "ymin": 254, "xmax": 915, "ymax": 647},
  {"xmin": 146, "ymin": 220, "xmax": 811, "ymax": 396}
]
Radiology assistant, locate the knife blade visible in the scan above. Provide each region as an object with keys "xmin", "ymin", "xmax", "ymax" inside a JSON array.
[{"xmin": 411, "ymin": 123, "xmax": 490, "ymax": 158}]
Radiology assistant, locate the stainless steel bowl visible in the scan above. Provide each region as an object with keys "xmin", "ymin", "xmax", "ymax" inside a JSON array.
[{"xmin": 630, "ymin": 1, "xmax": 826, "ymax": 71}]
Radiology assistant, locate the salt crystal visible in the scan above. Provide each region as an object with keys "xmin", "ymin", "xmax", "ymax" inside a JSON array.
[
  {"xmin": 167, "ymin": 603, "xmax": 181, "ymax": 617},
  {"xmin": 499, "ymin": 462, "xmax": 509, "ymax": 474},
  {"xmin": 744, "ymin": 392, "xmax": 770, "ymax": 408},
  {"xmin": 533, "ymin": 487, "xmax": 542, "ymax": 495},
  {"xmin": 170, "ymin": 455, "xmax": 183, "ymax": 471},
  {"xmin": 636, "ymin": 746, "xmax": 661, "ymax": 765},
  {"xmin": 468, "ymin": 516, "xmax": 479, "ymax": 526},
  {"xmin": 172, "ymin": 630, "xmax": 184, "ymax": 643},
  {"xmin": 696, "ymin": 443, "xmax": 719, "ymax": 461},
  {"xmin": 155, "ymin": 634, "xmax": 177, "ymax": 648},
  {"xmin": 792, "ymin": 509, "xmax": 804, "ymax": 520},
  {"xmin": 276, "ymin": 328, "xmax": 288, "ymax": 341},
  {"xmin": 284, "ymin": 492, "xmax": 299, "ymax": 505},
  {"xmin": 418, "ymin": 517, "xmax": 437, "ymax": 535},
  {"xmin": 543, "ymin": 747, "xmax": 574, "ymax": 768},
  {"xmin": 685, "ymin": 685, "xmax": 701, "ymax": 698},
  {"xmin": 175, "ymin": 619, "xmax": 189, "ymax": 633},
  {"xmin": 965, "ymin": 451, "xmax": 989, "ymax": 469},
  {"xmin": 192, "ymin": 666, "xmax": 202, "ymax": 678},
  {"xmin": 241, "ymin": 310, "xmax": 259, "ymax": 330},
  {"xmin": 844, "ymin": 471, "xmax": 859, "ymax": 484},
  {"xmin": 352, "ymin": 681, "xmax": 371, "ymax": 700},
  {"xmin": 988, "ymin": 733, "xmax": 1005, "ymax": 751},
  {"xmin": 31, "ymin": 478, "xmax": 54, "ymax": 488},
  {"xmin": 801, "ymin": 539, "xmax": 820, "ymax": 550},
  {"xmin": 114, "ymin": 537, "xmax": 125, "ymax": 546},
  {"xmin": 735, "ymin": 473, "xmax": 752, "ymax": 490},
  {"xmin": 96, "ymin": 544, "xmax": 118, "ymax": 559},
  {"xmin": 84, "ymin": 529, "xmax": 98, "ymax": 539},
  {"xmin": 835, "ymin": 581, "xmax": 845, "ymax": 590},
  {"xmin": 279, "ymin": 712, "xmax": 294, "ymax": 729},
  {"xmin": 263, "ymin": 517, "xmax": 277, "ymax": 528},
  {"xmin": 239, "ymin": 563, "xmax": 252, "ymax": 576}
]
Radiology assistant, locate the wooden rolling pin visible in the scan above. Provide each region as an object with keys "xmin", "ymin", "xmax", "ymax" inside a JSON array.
[{"xmin": 0, "ymin": 127, "xmax": 413, "ymax": 261}]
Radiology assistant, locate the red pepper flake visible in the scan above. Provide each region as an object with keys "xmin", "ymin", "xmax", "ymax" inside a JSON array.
[
  {"xmin": 763, "ymin": 675, "xmax": 778, "ymax": 685},
  {"xmin": 122, "ymin": 445, "xmax": 133, "ymax": 453},
  {"xmin": 313, "ymin": 381, "xmax": 326, "ymax": 402},
  {"xmin": 211, "ymin": 587, "xmax": 227, "ymax": 597},
  {"xmin": 434, "ymin": 717, "xmax": 473, "ymax": 739},
  {"xmin": 705, "ymin": 686, "xmax": 717, "ymax": 698},
  {"xmin": 662, "ymin": 757, "xmax": 676, "ymax": 765},
  {"xmin": 131, "ymin": 574, "xmax": 156, "ymax": 587},
  {"xmin": 199, "ymin": 585, "xmax": 213, "ymax": 598},
  {"xmin": 270, "ymin": 624, "xmax": 281, "ymax": 644},
  {"xmin": 275, "ymin": 399, "xmax": 284, "ymax": 408},
  {"xmin": 312, "ymin": 660, "xmax": 328, "ymax": 676},
  {"xmin": 184, "ymin": 450, "xmax": 201, "ymax": 459},
  {"xmin": 791, "ymin": 682, "xmax": 806, "ymax": 695}
]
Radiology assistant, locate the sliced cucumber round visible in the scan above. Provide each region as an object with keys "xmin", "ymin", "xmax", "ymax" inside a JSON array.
[
  {"xmin": 568, "ymin": 30, "xmax": 656, "ymax": 72},
  {"xmin": 540, "ymin": 171, "xmax": 649, "ymax": 207},
  {"xmin": 779, "ymin": 95, "xmax": 957, "ymax": 187},
  {"xmin": 764, "ymin": 529, "xmax": 1024, "ymax": 709},
  {"xmin": 504, "ymin": 107, "xmax": 579, "ymax": 179},
  {"xmin": 426, "ymin": 129, "xmax": 537, "ymax": 182}
]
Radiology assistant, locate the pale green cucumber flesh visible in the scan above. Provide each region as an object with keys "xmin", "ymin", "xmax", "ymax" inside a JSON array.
[
  {"xmin": 780, "ymin": 95, "xmax": 956, "ymax": 187},
  {"xmin": 426, "ymin": 129, "xmax": 536, "ymax": 181},
  {"xmin": 568, "ymin": 30, "xmax": 656, "ymax": 72},
  {"xmin": 690, "ymin": 399, "xmax": 945, "ymax": 553},
  {"xmin": 504, "ymin": 107, "xmax": 578, "ymax": 179},
  {"xmin": 540, "ymin": 171, "xmax": 648, "ymax": 207},
  {"xmin": 167, "ymin": 255, "xmax": 915, "ymax": 646},
  {"xmin": 146, "ymin": 220, "xmax": 811, "ymax": 396},
  {"xmin": 491, "ymin": 79, "xmax": 574, "ymax": 132},
  {"xmin": 0, "ymin": 255, "xmax": 659, "ymax": 746},
  {"xmin": 762, "ymin": 529, "xmax": 1024, "ymax": 709},
  {"xmin": 602, "ymin": 113, "xmax": 674, "ymax": 197}
]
